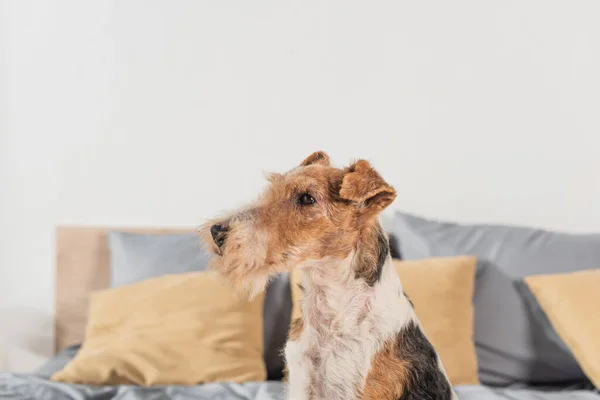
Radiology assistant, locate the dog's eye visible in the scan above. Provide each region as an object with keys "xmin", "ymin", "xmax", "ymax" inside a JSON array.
[{"xmin": 297, "ymin": 193, "xmax": 316, "ymax": 206}]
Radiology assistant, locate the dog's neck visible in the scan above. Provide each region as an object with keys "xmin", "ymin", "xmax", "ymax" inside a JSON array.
[
  {"xmin": 298, "ymin": 224, "xmax": 413, "ymax": 335},
  {"xmin": 300, "ymin": 222, "xmax": 390, "ymax": 287},
  {"xmin": 352, "ymin": 222, "xmax": 391, "ymax": 286}
]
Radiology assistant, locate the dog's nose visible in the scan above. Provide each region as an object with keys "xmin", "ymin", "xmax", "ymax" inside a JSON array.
[{"xmin": 210, "ymin": 224, "xmax": 228, "ymax": 248}]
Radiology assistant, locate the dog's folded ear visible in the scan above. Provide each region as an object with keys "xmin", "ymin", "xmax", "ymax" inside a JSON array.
[
  {"xmin": 340, "ymin": 160, "xmax": 396, "ymax": 213},
  {"xmin": 300, "ymin": 151, "xmax": 330, "ymax": 167}
]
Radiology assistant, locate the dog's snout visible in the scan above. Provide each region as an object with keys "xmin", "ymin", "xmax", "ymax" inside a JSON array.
[{"xmin": 210, "ymin": 224, "xmax": 229, "ymax": 248}]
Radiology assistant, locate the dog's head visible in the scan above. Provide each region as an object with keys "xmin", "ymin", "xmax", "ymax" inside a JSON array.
[{"xmin": 200, "ymin": 151, "xmax": 396, "ymax": 296}]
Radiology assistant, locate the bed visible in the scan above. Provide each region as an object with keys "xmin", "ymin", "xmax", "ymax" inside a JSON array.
[{"xmin": 0, "ymin": 225, "xmax": 599, "ymax": 399}]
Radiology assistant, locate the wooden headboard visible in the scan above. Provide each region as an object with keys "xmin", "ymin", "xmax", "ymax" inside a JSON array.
[{"xmin": 55, "ymin": 226, "xmax": 195, "ymax": 353}]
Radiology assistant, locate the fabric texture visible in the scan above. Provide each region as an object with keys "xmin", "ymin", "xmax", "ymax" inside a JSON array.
[
  {"xmin": 390, "ymin": 211, "xmax": 590, "ymax": 386},
  {"xmin": 34, "ymin": 345, "xmax": 81, "ymax": 379},
  {"xmin": 454, "ymin": 385, "xmax": 600, "ymax": 399},
  {"xmin": 3, "ymin": 374, "xmax": 600, "ymax": 400},
  {"xmin": 51, "ymin": 272, "xmax": 266, "ymax": 386},
  {"xmin": 523, "ymin": 270, "xmax": 600, "ymax": 390},
  {"xmin": 290, "ymin": 256, "xmax": 480, "ymax": 386},
  {"xmin": 108, "ymin": 231, "xmax": 291, "ymax": 380},
  {"xmin": 1, "ymin": 375, "xmax": 286, "ymax": 399}
]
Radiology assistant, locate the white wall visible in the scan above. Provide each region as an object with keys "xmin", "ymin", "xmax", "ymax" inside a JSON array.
[{"xmin": 1, "ymin": 0, "xmax": 599, "ymax": 372}]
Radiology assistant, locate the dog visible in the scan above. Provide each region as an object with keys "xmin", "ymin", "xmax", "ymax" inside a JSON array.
[{"xmin": 201, "ymin": 151, "xmax": 456, "ymax": 400}]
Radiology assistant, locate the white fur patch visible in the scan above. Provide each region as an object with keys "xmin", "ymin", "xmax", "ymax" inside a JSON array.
[{"xmin": 284, "ymin": 255, "xmax": 416, "ymax": 400}]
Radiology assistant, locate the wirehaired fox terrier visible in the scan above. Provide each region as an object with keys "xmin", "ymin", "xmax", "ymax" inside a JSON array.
[{"xmin": 201, "ymin": 151, "xmax": 455, "ymax": 400}]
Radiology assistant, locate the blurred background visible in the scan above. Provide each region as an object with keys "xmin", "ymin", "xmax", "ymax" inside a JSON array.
[{"xmin": 1, "ymin": 0, "xmax": 599, "ymax": 372}]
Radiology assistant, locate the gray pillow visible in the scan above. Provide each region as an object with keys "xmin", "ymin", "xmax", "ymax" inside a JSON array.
[
  {"xmin": 108, "ymin": 231, "xmax": 291, "ymax": 381},
  {"xmin": 109, "ymin": 232, "xmax": 212, "ymax": 287},
  {"xmin": 474, "ymin": 260, "xmax": 583, "ymax": 386},
  {"xmin": 391, "ymin": 212, "xmax": 597, "ymax": 386},
  {"xmin": 392, "ymin": 212, "xmax": 600, "ymax": 278}
]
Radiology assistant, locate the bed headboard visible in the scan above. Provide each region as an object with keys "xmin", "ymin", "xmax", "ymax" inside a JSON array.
[{"xmin": 55, "ymin": 226, "xmax": 195, "ymax": 353}]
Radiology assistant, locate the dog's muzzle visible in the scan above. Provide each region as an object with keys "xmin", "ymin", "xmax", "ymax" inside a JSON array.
[{"xmin": 210, "ymin": 224, "xmax": 229, "ymax": 248}]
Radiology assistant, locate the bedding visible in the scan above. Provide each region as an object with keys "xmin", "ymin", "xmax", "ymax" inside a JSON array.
[
  {"xmin": 0, "ymin": 375, "xmax": 285, "ymax": 399},
  {"xmin": 29, "ymin": 224, "xmax": 596, "ymax": 399},
  {"xmin": 26, "ymin": 346, "xmax": 599, "ymax": 399},
  {"xmin": 1, "ymin": 375, "xmax": 599, "ymax": 400},
  {"xmin": 390, "ymin": 211, "xmax": 594, "ymax": 386},
  {"xmin": 455, "ymin": 385, "xmax": 600, "ymax": 399}
]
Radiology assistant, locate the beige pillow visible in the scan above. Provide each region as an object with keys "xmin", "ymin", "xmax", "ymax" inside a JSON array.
[
  {"xmin": 524, "ymin": 269, "xmax": 600, "ymax": 389},
  {"xmin": 290, "ymin": 256, "xmax": 479, "ymax": 386},
  {"xmin": 52, "ymin": 272, "xmax": 266, "ymax": 386}
]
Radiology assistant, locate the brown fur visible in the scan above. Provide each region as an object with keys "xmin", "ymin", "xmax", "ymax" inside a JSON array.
[
  {"xmin": 361, "ymin": 336, "xmax": 409, "ymax": 399},
  {"xmin": 340, "ymin": 159, "xmax": 396, "ymax": 221},
  {"xmin": 289, "ymin": 317, "xmax": 304, "ymax": 341},
  {"xmin": 352, "ymin": 223, "xmax": 388, "ymax": 285}
]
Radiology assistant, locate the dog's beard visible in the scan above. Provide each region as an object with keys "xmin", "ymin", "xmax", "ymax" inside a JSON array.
[
  {"xmin": 209, "ymin": 256, "xmax": 277, "ymax": 300},
  {"xmin": 207, "ymin": 227, "xmax": 276, "ymax": 300},
  {"xmin": 201, "ymin": 223, "xmax": 300, "ymax": 299}
]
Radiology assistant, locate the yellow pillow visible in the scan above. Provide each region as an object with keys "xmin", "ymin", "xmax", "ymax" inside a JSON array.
[
  {"xmin": 290, "ymin": 256, "xmax": 479, "ymax": 386},
  {"xmin": 52, "ymin": 272, "xmax": 266, "ymax": 386},
  {"xmin": 524, "ymin": 269, "xmax": 600, "ymax": 389}
]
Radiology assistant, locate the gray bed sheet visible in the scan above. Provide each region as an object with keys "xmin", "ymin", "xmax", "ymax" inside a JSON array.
[
  {"xmin": 455, "ymin": 385, "xmax": 600, "ymax": 399},
  {"xmin": 0, "ymin": 374, "xmax": 284, "ymax": 399},
  {"xmin": 1, "ymin": 375, "xmax": 599, "ymax": 400},
  {"xmin": 1, "ymin": 346, "xmax": 596, "ymax": 399}
]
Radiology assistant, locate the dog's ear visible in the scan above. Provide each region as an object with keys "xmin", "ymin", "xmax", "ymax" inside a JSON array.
[
  {"xmin": 300, "ymin": 151, "xmax": 330, "ymax": 167},
  {"xmin": 340, "ymin": 160, "xmax": 396, "ymax": 213}
]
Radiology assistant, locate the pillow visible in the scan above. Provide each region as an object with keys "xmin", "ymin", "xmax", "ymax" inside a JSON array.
[
  {"xmin": 390, "ymin": 211, "xmax": 591, "ymax": 385},
  {"xmin": 391, "ymin": 212, "xmax": 600, "ymax": 278},
  {"xmin": 108, "ymin": 232, "xmax": 212, "ymax": 287},
  {"xmin": 522, "ymin": 270, "xmax": 600, "ymax": 389},
  {"xmin": 290, "ymin": 256, "xmax": 479, "ymax": 386},
  {"xmin": 108, "ymin": 231, "xmax": 292, "ymax": 380},
  {"xmin": 52, "ymin": 272, "xmax": 266, "ymax": 385},
  {"xmin": 473, "ymin": 259, "xmax": 583, "ymax": 386}
]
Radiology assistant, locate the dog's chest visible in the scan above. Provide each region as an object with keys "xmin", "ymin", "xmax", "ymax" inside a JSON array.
[
  {"xmin": 287, "ymin": 287, "xmax": 383, "ymax": 400},
  {"xmin": 303, "ymin": 325, "xmax": 374, "ymax": 399}
]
